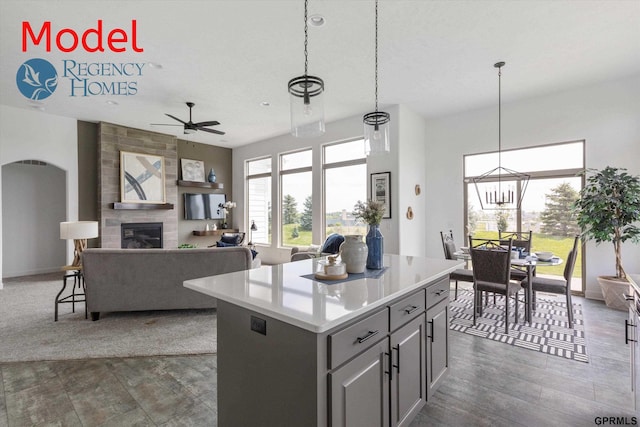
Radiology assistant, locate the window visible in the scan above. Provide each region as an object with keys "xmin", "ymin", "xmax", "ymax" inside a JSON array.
[
  {"xmin": 246, "ymin": 157, "xmax": 272, "ymax": 244},
  {"xmin": 280, "ymin": 149, "xmax": 312, "ymax": 247},
  {"xmin": 323, "ymin": 140, "xmax": 367, "ymax": 241},
  {"xmin": 464, "ymin": 140, "xmax": 585, "ymax": 293}
]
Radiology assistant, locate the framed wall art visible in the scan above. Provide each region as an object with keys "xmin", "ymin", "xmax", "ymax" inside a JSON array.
[
  {"xmin": 120, "ymin": 151, "xmax": 166, "ymax": 203},
  {"xmin": 180, "ymin": 158, "xmax": 205, "ymax": 182},
  {"xmin": 370, "ymin": 171, "xmax": 391, "ymax": 219}
]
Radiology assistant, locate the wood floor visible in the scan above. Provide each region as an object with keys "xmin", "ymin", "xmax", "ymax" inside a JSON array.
[{"xmin": 0, "ymin": 290, "xmax": 636, "ymax": 426}]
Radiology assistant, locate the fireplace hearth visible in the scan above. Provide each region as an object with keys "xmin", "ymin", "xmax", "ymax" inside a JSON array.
[{"xmin": 121, "ymin": 222, "xmax": 163, "ymax": 249}]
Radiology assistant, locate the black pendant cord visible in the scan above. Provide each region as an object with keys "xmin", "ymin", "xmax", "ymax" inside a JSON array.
[
  {"xmin": 304, "ymin": 0, "xmax": 309, "ymax": 76},
  {"xmin": 498, "ymin": 64, "xmax": 502, "ymax": 189},
  {"xmin": 374, "ymin": 0, "xmax": 379, "ymax": 113}
]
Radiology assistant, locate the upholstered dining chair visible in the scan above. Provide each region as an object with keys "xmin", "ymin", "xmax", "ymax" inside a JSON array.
[
  {"xmin": 520, "ymin": 235, "xmax": 580, "ymax": 328},
  {"xmin": 499, "ymin": 230, "xmax": 533, "ymax": 281},
  {"xmin": 469, "ymin": 237, "xmax": 522, "ymax": 334},
  {"xmin": 439, "ymin": 230, "xmax": 474, "ymax": 300}
]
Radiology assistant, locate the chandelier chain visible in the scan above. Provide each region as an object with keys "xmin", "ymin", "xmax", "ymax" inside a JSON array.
[{"xmin": 304, "ymin": 0, "xmax": 309, "ymax": 76}]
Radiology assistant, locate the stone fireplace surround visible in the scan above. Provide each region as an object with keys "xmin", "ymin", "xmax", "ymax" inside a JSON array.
[{"xmin": 98, "ymin": 123, "xmax": 178, "ymax": 249}]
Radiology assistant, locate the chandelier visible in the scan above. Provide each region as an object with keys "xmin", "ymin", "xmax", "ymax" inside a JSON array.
[{"xmin": 472, "ymin": 62, "xmax": 529, "ymax": 210}]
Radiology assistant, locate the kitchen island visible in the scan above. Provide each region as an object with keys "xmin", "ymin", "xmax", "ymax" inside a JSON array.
[{"xmin": 184, "ymin": 254, "xmax": 463, "ymax": 427}]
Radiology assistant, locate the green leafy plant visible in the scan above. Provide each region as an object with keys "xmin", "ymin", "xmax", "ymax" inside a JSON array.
[
  {"xmin": 178, "ymin": 243, "xmax": 198, "ymax": 249},
  {"xmin": 353, "ymin": 199, "xmax": 385, "ymax": 226},
  {"xmin": 574, "ymin": 166, "xmax": 640, "ymax": 280}
]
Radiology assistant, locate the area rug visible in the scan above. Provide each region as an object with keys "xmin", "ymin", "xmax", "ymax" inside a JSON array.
[
  {"xmin": 0, "ymin": 273, "xmax": 217, "ymax": 362},
  {"xmin": 449, "ymin": 289, "xmax": 588, "ymax": 362}
]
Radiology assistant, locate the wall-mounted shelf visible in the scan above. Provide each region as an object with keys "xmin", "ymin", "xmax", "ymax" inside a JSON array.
[
  {"xmin": 193, "ymin": 228, "xmax": 239, "ymax": 236},
  {"xmin": 177, "ymin": 180, "xmax": 224, "ymax": 190},
  {"xmin": 112, "ymin": 202, "xmax": 174, "ymax": 210}
]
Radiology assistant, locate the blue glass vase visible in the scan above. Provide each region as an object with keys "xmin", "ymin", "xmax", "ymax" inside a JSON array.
[
  {"xmin": 207, "ymin": 168, "xmax": 217, "ymax": 183},
  {"xmin": 366, "ymin": 224, "xmax": 384, "ymax": 269}
]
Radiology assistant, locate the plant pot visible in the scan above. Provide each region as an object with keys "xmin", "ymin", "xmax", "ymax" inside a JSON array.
[{"xmin": 597, "ymin": 275, "xmax": 631, "ymax": 311}]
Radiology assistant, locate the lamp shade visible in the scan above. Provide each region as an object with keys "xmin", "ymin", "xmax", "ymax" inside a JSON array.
[{"xmin": 60, "ymin": 221, "xmax": 99, "ymax": 240}]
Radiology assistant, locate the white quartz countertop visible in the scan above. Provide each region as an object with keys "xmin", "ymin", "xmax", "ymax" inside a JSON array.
[{"xmin": 184, "ymin": 254, "xmax": 463, "ymax": 333}]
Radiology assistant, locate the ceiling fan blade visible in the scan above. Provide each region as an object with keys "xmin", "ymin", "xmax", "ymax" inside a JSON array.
[
  {"xmin": 199, "ymin": 127, "xmax": 226, "ymax": 135},
  {"xmin": 165, "ymin": 113, "xmax": 186, "ymax": 124},
  {"xmin": 194, "ymin": 120, "xmax": 220, "ymax": 127},
  {"xmin": 150, "ymin": 123, "xmax": 182, "ymax": 126}
]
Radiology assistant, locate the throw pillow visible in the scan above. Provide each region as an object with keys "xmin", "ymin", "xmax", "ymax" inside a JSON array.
[
  {"xmin": 322, "ymin": 233, "xmax": 345, "ymax": 254},
  {"xmin": 216, "ymin": 241, "xmax": 237, "ymax": 247},
  {"xmin": 220, "ymin": 232, "xmax": 245, "ymax": 245},
  {"xmin": 251, "ymin": 249, "xmax": 258, "ymax": 260}
]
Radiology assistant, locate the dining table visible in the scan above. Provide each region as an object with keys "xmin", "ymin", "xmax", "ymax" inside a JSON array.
[{"xmin": 454, "ymin": 249, "xmax": 563, "ymax": 324}]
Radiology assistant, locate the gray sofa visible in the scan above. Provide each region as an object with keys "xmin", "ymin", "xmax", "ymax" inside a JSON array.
[{"xmin": 82, "ymin": 247, "xmax": 252, "ymax": 320}]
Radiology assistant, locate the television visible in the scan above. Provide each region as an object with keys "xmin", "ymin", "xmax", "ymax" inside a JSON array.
[{"xmin": 184, "ymin": 193, "xmax": 226, "ymax": 220}]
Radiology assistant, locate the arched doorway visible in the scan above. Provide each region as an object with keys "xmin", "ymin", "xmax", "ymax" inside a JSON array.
[{"xmin": 2, "ymin": 160, "xmax": 66, "ymax": 278}]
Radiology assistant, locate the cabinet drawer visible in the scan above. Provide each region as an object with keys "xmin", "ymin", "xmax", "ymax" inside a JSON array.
[
  {"xmin": 328, "ymin": 309, "xmax": 389, "ymax": 369},
  {"xmin": 389, "ymin": 289, "xmax": 425, "ymax": 332},
  {"xmin": 426, "ymin": 277, "xmax": 449, "ymax": 309}
]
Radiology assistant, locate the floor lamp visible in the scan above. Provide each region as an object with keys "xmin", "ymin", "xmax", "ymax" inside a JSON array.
[{"xmin": 60, "ymin": 221, "xmax": 99, "ymax": 267}]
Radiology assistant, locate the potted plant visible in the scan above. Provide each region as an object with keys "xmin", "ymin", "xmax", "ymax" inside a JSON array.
[{"xmin": 574, "ymin": 166, "xmax": 640, "ymax": 310}]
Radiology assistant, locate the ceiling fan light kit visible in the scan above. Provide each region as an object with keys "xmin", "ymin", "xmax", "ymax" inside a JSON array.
[
  {"xmin": 288, "ymin": 0, "xmax": 326, "ymax": 138},
  {"xmin": 472, "ymin": 62, "xmax": 529, "ymax": 210},
  {"xmin": 364, "ymin": 0, "xmax": 390, "ymax": 156}
]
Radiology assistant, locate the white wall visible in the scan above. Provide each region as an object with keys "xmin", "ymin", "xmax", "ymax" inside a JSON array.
[
  {"xmin": 0, "ymin": 105, "xmax": 78, "ymax": 288},
  {"xmin": 424, "ymin": 74, "xmax": 640, "ymax": 299}
]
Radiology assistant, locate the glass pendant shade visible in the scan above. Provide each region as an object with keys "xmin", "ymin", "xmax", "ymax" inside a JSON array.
[
  {"xmin": 288, "ymin": 75, "xmax": 325, "ymax": 137},
  {"xmin": 363, "ymin": 111, "xmax": 390, "ymax": 155}
]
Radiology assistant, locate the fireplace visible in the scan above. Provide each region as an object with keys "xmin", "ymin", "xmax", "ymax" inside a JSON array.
[{"xmin": 121, "ymin": 222, "xmax": 163, "ymax": 249}]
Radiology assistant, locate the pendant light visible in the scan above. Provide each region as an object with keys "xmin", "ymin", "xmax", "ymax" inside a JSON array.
[
  {"xmin": 364, "ymin": 0, "xmax": 390, "ymax": 155},
  {"xmin": 288, "ymin": 0, "xmax": 325, "ymax": 138},
  {"xmin": 472, "ymin": 62, "xmax": 529, "ymax": 210}
]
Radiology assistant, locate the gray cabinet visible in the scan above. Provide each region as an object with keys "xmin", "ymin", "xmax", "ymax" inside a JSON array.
[
  {"xmin": 330, "ymin": 339, "xmax": 390, "ymax": 427},
  {"xmin": 390, "ymin": 314, "xmax": 426, "ymax": 427},
  {"xmin": 426, "ymin": 297, "xmax": 449, "ymax": 398}
]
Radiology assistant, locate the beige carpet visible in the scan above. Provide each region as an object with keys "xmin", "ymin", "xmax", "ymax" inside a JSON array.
[{"xmin": 0, "ymin": 273, "xmax": 217, "ymax": 362}]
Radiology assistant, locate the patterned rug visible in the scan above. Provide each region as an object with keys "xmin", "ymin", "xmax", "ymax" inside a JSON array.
[{"xmin": 449, "ymin": 289, "xmax": 588, "ymax": 362}]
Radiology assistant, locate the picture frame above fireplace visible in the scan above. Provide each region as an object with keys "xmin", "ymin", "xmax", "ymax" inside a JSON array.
[{"xmin": 120, "ymin": 151, "xmax": 166, "ymax": 203}]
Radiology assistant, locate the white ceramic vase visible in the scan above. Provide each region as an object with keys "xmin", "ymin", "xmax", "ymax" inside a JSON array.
[{"xmin": 340, "ymin": 235, "xmax": 368, "ymax": 274}]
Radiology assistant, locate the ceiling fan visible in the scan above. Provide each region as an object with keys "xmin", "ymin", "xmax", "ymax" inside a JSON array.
[{"xmin": 152, "ymin": 102, "xmax": 225, "ymax": 135}]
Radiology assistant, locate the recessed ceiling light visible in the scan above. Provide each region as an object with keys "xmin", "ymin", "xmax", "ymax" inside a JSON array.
[
  {"xmin": 308, "ymin": 14, "xmax": 325, "ymax": 27},
  {"xmin": 260, "ymin": 101, "xmax": 270, "ymax": 107},
  {"xmin": 147, "ymin": 62, "xmax": 163, "ymax": 69},
  {"xmin": 106, "ymin": 100, "xmax": 119, "ymax": 106}
]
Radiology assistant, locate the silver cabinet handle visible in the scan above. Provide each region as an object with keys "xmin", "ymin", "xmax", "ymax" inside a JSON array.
[
  {"xmin": 434, "ymin": 289, "xmax": 447, "ymax": 296},
  {"xmin": 623, "ymin": 294, "xmax": 635, "ymax": 301},
  {"xmin": 356, "ymin": 330, "xmax": 379, "ymax": 344}
]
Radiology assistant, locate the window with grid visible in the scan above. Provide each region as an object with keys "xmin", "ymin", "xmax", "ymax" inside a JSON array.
[
  {"xmin": 246, "ymin": 157, "xmax": 272, "ymax": 244},
  {"xmin": 280, "ymin": 149, "xmax": 312, "ymax": 247},
  {"xmin": 323, "ymin": 139, "xmax": 367, "ymax": 241}
]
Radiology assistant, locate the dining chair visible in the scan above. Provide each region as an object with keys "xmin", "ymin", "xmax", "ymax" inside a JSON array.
[
  {"xmin": 499, "ymin": 230, "xmax": 533, "ymax": 281},
  {"xmin": 439, "ymin": 230, "xmax": 474, "ymax": 300},
  {"xmin": 520, "ymin": 235, "xmax": 580, "ymax": 328},
  {"xmin": 469, "ymin": 236, "xmax": 522, "ymax": 334}
]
